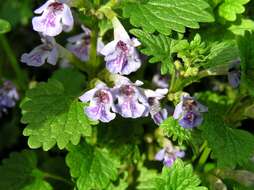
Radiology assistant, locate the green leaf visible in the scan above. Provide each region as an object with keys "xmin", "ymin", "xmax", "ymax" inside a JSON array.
[
  {"xmin": 218, "ymin": 0, "xmax": 250, "ymax": 21},
  {"xmin": 21, "ymin": 69, "xmax": 95, "ymax": 151},
  {"xmin": 130, "ymin": 29, "xmax": 174, "ymax": 74},
  {"xmin": 160, "ymin": 117, "xmax": 191, "ymax": 145},
  {"xmin": 228, "ymin": 19, "xmax": 254, "ymax": 36},
  {"xmin": 237, "ymin": 32, "xmax": 254, "ymax": 97},
  {"xmin": 0, "ymin": 18, "xmax": 11, "ymax": 34},
  {"xmin": 0, "ymin": 151, "xmax": 53, "ymax": 190},
  {"xmin": 122, "ymin": 0, "xmax": 214, "ymax": 34},
  {"xmin": 66, "ymin": 142, "xmax": 120, "ymax": 190},
  {"xmin": 201, "ymin": 104, "xmax": 254, "ymax": 168},
  {"xmin": 138, "ymin": 159, "xmax": 207, "ymax": 190},
  {"xmin": 203, "ymin": 40, "xmax": 239, "ymax": 68}
]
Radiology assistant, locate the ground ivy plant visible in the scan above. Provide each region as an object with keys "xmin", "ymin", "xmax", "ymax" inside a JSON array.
[{"xmin": 0, "ymin": 0, "xmax": 254, "ymax": 189}]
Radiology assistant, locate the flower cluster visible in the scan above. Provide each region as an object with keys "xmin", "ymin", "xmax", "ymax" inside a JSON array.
[
  {"xmin": 80, "ymin": 77, "xmax": 168, "ymax": 125},
  {"xmin": 173, "ymin": 93, "xmax": 208, "ymax": 128},
  {"xmin": 78, "ymin": 17, "xmax": 168, "ymax": 124},
  {"xmin": 21, "ymin": 1, "xmax": 102, "ymax": 67},
  {"xmin": 22, "ymin": 0, "xmax": 208, "ymax": 130},
  {"xmin": 155, "ymin": 141, "xmax": 185, "ymax": 167},
  {"xmin": 0, "ymin": 81, "xmax": 19, "ymax": 117}
]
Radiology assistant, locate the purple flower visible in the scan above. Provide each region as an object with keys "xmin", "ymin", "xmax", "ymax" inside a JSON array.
[
  {"xmin": 32, "ymin": 0, "xmax": 74, "ymax": 37},
  {"xmin": 228, "ymin": 59, "xmax": 241, "ymax": 88},
  {"xmin": 173, "ymin": 93, "xmax": 208, "ymax": 128},
  {"xmin": 100, "ymin": 17, "xmax": 141, "ymax": 75},
  {"xmin": 0, "ymin": 81, "xmax": 19, "ymax": 117},
  {"xmin": 21, "ymin": 35, "xmax": 59, "ymax": 67},
  {"xmin": 155, "ymin": 143, "xmax": 185, "ymax": 167},
  {"xmin": 79, "ymin": 82, "xmax": 116, "ymax": 122},
  {"xmin": 66, "ymin": 26, "xmax": 91, "ymax": 61},
  {"xmin": 113, "ymin": 77, "xmax": 149, "ymax": 118},
  {"xmin": 152, "ymin": 74, "xmax": 169, "ymax": 88},
  {"xmin": 145, "ymin": 89, "xmax": 168, "ymax": 125}
]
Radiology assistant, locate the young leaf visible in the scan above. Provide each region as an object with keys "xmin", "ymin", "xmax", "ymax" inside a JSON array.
[
  {"xmin": 201, "ymin": 104, "xmax": 254, "ymax": 168},
  {"xmin": 218, "ymin": 0, "xmax": 250, "ymax": 21},
  {"xmin": 160, "ymin": 117, "xmax": 191, "ymax": 145},
  {"xmin": 122, "ymin": 0, "xmax": 214, "ymax": 34},
  {"xmin": 130, "ymin": 29, "xmax": 174, "ymax": 74},
  {"xmin": 0, "ymin": 18, "xmax": 11, "ymax": 34},
  {"xmin": 228, "ymin": 19, "xmax": 254, "ymax": 36},
  {"xmin": 0, "ymin": 151, "xmax": 53, "ymax": 190},
  {"xmin": 21, "ymin": 69, "xmax": 95, "ymax": 151},
  {"xmin": 138, "ymin": 159, "xmax": 208, "ymax": 190},
  {"xmin": 66, "ymin": 142, "xmax": 120, "ymax": 190}
]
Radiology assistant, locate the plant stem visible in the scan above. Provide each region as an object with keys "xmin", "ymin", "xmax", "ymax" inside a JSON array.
[
  {"xmin": 169, "ymin": 68, "xmax": 176, "ymax": 93},
  {"xmin": 57, "ymin": 44, "xmax": 92, "ymax": 75},
  {"xmin": 87, "ymin": 27, "xmax": 100, "ymax": 78},
  {"xmin": 44, "ymin": 172, "xmax": 74, "ymax": 186},
  {"xmin": 0, "ymin": 34, "xmax": 27, "ymax": 89},
  {"xmin": 197, "ymin": 146, "xmax": 211, "ymax": 169}
]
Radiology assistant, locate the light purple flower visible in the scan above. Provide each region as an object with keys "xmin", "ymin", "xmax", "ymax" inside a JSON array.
[
  {"xmin": 21, "ymin": 35, "xmax": 59, "ymax": 67},
  {"xmin": 228, "ymin": 59, "xmax": 241, "ymax": 88},
  {"xmin": 113, "ymin": 77, "xmax": 149, "ymax": 118},
  {"xmin": 173, "ymin": 93, "xmax": 208, "ymax": 128},
  {"xmin": 152, "ymin": 74, "xmax": 169, "ymax": 88},
  {"xmin": 79, "ymin": 82, "xmax": 116, "ymax": 122},
  {"xmin": 145, "ymin": 89, "xmax": 168, "ymax": 125},
  {"xmin": 100, "ymin": 17, "xmax": 141, "ymax": 75},
  {"xmin": 0, "ymin": 81, "xmax": 19, "ymax": 117},
  {"xmin": 32, "ymin": 0, "xmax": 74, "ymax": 36},
  {"xmin": 66, "ymin": 26, "xmax": 91, "ymax": 61},
  {"xmin": 155, "ymin": 143, "xmax": 185, "ymax": 167}
]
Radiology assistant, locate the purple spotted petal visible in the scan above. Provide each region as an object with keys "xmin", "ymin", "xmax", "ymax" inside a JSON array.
[
  {"xmin": 32, "ymin": 1, "xmax": 73, "ymax": 36},
  {"xmin": 113, "ymin": 82, "xmax": 149, "ymax": 118},
  {"xmin": 115, "ymin": 99, "xmax": 146, "ymax": 118},
  {"xmin": 152, "ymin": 109, "xmax": 168, "ymax": 125},
  {"xmin": 21, "ymin": 44, "xmax": 51, "ymax": 67},
  {"xmin": 85, "ymin": 103, "xmax": 115, "ymax": 123},
  {"xmin": 80, "ymin": 83, "xmax": 116, "ymax": 122},
  {"xmin": 179, "ymin": 111, "xmax": 203, "ymax": 129},
  {"xmin": 21, "ymin": 36, "xmax": 58, "ymax": 67},
  {"xmin": 103, "ymin": 40, "xmax": 141, "ymax": 75},
  {"xmin": 163, "ymin": 157, "xmax": 175, "ymax": 167}
]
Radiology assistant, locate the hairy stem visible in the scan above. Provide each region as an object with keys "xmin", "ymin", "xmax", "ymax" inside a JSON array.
[
  {"xmin": 0, "ymin": 34, "xmax": 27, "ymax": 89},
  {"xmin": 44, "ymin": 172, "xmax": 74, "ymax": 186}
]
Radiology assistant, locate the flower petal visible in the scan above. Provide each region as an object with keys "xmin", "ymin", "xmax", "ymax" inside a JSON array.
[
  {"xmin": 155, "ymin": 149, "xmax": 165, "ymax": 161},
  {"xmin": 21, "ymin": 45, "xmax": 50, "ymax": 67},
  {"xmin": 100, "ymin": 40, "xmax": 117, "ymax": 56},
  {"xmin": 79, "ymin": 89, "xmax": 97, "ymax": 102},
  {"xmin": 112, "ymin": 17, "xmax": 130, "ymax": 42},
  {"xmin": 62, "ymin": 4, "xmax": 74, "ymax": 32}
]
